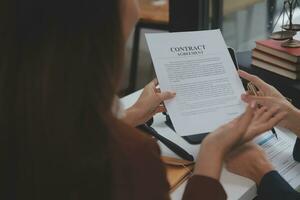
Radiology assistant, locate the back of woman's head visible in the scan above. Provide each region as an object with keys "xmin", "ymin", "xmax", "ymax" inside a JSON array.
[{"xmin": 0, "ymin": 0, "xmax": 123, "ymax": 199}]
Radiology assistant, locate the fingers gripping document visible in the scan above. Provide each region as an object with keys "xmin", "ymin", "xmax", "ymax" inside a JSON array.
[{"xmin": 146, "ymin": 30, "xmax": 246, "ymax": 136}]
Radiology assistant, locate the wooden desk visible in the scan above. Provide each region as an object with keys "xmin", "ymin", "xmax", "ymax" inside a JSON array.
[
  {"xmin": 139, "ymin": 0, "xmax": 169, "ymax": 24},
  {"xmin": 138, "ymin": 0, "xmax": 264, "ymax": 32}
]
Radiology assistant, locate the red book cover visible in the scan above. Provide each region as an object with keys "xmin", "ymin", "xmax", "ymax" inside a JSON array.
[{"xmin": 256, "ymin": 39, "xmax": 300, "ymax": 57}]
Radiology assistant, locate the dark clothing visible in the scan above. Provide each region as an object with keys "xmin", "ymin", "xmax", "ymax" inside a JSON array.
[
  {"xmin": 183, "ymin": 176, "xmax": 227, "ymax": 200},
  {"xmin": 257, "ymin": 171, "xmax": 300, "ymax": 200},
  {"xmin": 257, "ymin": 138, "xmax": 300, "ymax": 200},
  {"xmin": 110, "ymin": 119, "xmax": 227, "ymax": 200},
  {"xmin": 294, "ymin": 138, "xmax": 300, "ymax": 162}
]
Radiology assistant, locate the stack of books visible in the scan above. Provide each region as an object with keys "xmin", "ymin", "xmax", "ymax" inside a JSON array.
[{"xmin": 252, "ymin": 39, "xmax": 300, "ymax": 80}]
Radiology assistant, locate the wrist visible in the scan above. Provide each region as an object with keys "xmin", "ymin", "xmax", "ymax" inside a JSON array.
[
  {"xmin": 201, "ymin": 141, "xmax": 226, "ymax": 162},
  {"xmin": 201, "ymin": 136, "xmax": 227, "ymax": 158},
  {"xmin": 193, "ymin": 142, "xmax": 224, "ymax": 180},
  {"xmin": 250, "ymin": 160, "xmax": 274, "ymax": 185},
  {"xmin": 123, "ymin": 106, "xmax": 143, "ymax": 127}
]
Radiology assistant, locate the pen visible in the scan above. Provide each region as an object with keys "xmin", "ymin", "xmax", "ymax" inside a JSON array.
[
  {"xmin": 138, "ymin": 124, "xmax": 194, "ymax": 161},
  {"xmin": 247, "ymin": 82, "xmax": 278, "ymax": 139},
  {"xmin": 271, "ymin": 128, "xmax": 278, "ymax": 140}
]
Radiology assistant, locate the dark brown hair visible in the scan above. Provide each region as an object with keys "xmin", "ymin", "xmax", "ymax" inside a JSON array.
[{"xmin": 0, "ymin": 0, "xmax": 124, "ymax": 199}]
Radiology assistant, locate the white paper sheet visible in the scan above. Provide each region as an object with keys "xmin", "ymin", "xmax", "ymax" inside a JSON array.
[
  {"xmin": 146, "ymin": 30, "xmax": 246, "ymax": 136},
  {"xmin": 255, "ymin": 131, "xmax": 300, "ymax": 189}
]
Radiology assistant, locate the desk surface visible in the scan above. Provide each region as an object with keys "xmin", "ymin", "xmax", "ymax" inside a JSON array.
[{"xmin": 121, "ymin": 84, "xmax": 297, "ymax": 200}]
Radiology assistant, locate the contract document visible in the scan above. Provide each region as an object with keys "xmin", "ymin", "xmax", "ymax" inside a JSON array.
[
  {"xmin": 256, "ymin": 131, "xmax": 300, "ymax": 190},
  {"xmin": 146, "ymin": 30, "xmax": 246, "ymax": 136}
]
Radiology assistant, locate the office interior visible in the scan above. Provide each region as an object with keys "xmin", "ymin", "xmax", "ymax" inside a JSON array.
[{"xmin": 122, "ymin": 0, "xmax": 288, "ymax": 94}]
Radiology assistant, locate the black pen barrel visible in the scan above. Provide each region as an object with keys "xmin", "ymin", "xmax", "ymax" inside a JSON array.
[
  {"xmin": 138, "ymin": 125, "xmax": 194, "ymax": 161},
  {"xmin": 148, "ymin": 127, "xmax": 194, "ymax": 161}
]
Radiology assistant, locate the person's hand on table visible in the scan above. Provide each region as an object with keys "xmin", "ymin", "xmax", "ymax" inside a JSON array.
[
  {"xmin": 123, "ymin": 79, "xmax": 176, "ymax": 127},
  {"xmin": 193, "ymin": 104, "xmax": 285, "ymax": 180},
  {"xmin": 239, "ymin": 70, "xmax": 300, "ymax": 136},
  {"xmin": 225, "ymin": 143, "xmax": 274, "ymax": 185}
]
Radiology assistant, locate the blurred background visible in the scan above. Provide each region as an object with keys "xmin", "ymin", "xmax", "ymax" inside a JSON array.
[{"xmin": 121, "ymin": 0, "xmax": 298, "ymax": 95}]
